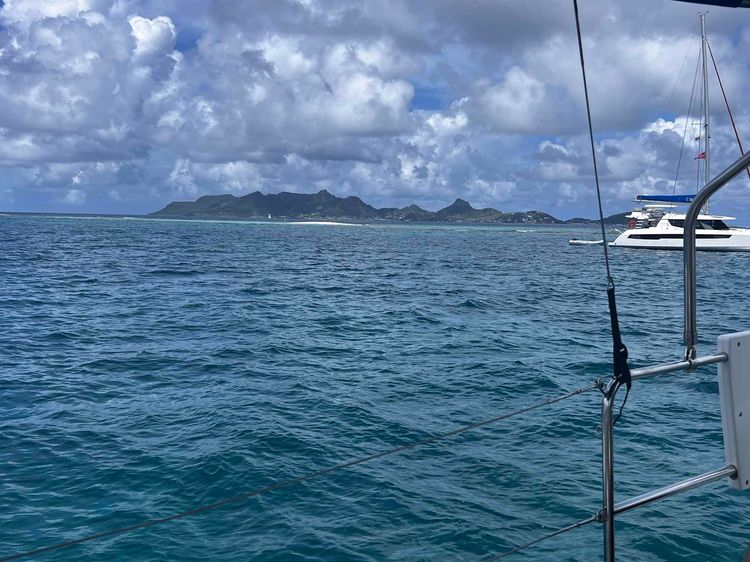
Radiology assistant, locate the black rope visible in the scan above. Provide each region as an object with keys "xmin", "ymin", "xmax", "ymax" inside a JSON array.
[
  {"xmin": 607, "ymin": 284, "xmax": 632, "ymax": 399},
  {"xmin": 485, "ymin": 515, "xmax": 597, "ymax": 560},
  {"xmin": 573, "ymin": 0, "xmax": 632, "ymax": 418},
  {"xmin": 0, "ymin": 383, "xmax": 600, "ymax": 562},
  {"xmin": 613, "ymin": 385, "xmax": 630, "ymax": 426}
]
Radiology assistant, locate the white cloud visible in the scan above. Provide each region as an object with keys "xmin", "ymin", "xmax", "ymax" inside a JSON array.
[
  {"xmin": 0, "ymin": 6, "xmax": 178, "ymax": 166},
  {"xmin": 260, "ymin": 36, "xmax": 315, "ymax": 79},
  {"xmin": 472, "ymin": 68, "xmax": 554, "ymax": 134},
  {"xmin": 0, "ymin": 0, "xmax": 101, "ymax": 26},
  {"xmin": 63, "ymin": 188, "xmax": 86, "ymax": 205},
  {"xmin": 1, "ymin": 0, "xmax": 750, "ymax": 219},
  {"xmin": 167, "ymin": 157, "xmax": 199, "ymax": 197},
  {"xmin": 129, "ymin": 15, "xmax": 176, "ymax": 63}
]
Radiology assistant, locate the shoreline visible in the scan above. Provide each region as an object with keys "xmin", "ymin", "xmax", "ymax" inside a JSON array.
[{"xmin": 0, "ymin": 211, "xmax": 622, "ymax": 227}]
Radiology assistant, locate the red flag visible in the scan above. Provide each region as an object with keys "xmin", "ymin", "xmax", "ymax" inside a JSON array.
[{"xmin": 694, "ymin": 151, "xmax": 706, "ymax": 160}]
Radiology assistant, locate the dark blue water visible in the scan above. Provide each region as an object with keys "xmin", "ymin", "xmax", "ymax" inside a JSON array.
[{"xmin": 1, "ymin": 216, "xmax": 748, "ymax": 561}]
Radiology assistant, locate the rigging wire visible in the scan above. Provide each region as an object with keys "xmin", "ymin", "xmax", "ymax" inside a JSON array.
[
  {"xmin": 484, "ymin": 515, "xmax": 598, "ymax": 560},
  {"xmin": 572, "ymin": 0, "xmax": 611, "ymax": 284},
  {"xmin": 707, "ymin": 41, "xmax": 750, "ymax": 181},
  {"xmin": 0, "ymin": 382, "xmax": 601, "ymax": 562},
  {"xmin": 665, "ymin": 36, "xmax": 699, "ymax": 110},
  {"xmin": 572, "ymin": 0, "xmax": 632, "ymax": 423},
  {"xmin": 672, "ymin": 48, "xmax": 703, "ymax": 196}
]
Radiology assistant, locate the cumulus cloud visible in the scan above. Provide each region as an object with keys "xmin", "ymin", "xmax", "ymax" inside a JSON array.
[
  {"xmin": 148, "ymin": 29, "xmax": 416, "ymax": 162},
  {"xmin": 63, "ymin": 188, "xmax": 86, "ymax": 205},
  {"xmin": 522, "ymin": 110, "xmax": 750, "ymax": 216},
  {"xmin": 472, "ymin": 68, "xmax": 559, "ymax": 134},
  {"xmin": 0, "ymin": 2, "xmax": 178, "ymax": 167},
  {"xmin": 1, "ymin": 0, "xmax": 102, "ymax": 25},
  {"xmin": 130, "ymin": 15, "xmax": 176, "ymax": 63},
  {"xmin": 1, "ymin": 0, "xmax": 750, "ymax": 218}
]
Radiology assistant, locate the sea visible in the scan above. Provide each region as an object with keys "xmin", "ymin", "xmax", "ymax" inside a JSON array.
[{"xmin": 1, "ymin": 215, "xmax": 748, "ymax": 561}]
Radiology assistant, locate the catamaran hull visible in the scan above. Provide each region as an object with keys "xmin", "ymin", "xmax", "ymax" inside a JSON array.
[{"xmin": 610, "ymin": 228, "xmax": 750, "ymax": 251}]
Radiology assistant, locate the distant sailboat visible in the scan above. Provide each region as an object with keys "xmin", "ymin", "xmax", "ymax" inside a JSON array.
[{"xmin": 610, "ymin": 14, "xmax": 750, "ymax": 251}]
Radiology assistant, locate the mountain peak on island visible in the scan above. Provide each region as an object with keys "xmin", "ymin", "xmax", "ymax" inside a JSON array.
[
  {"xmin": 149, "ymin": 189, "xmax": 627, "ymax": 225},
  {"xmin": 439, "ymin": 198, "xmax": 474, "ymax": 215}
]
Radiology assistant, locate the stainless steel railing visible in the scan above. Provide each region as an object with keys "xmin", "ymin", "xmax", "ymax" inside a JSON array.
[
  {"xmin": 611, "ymin": 464, "xmax": 736, "ymax": 517},
  {"xmin": 600, "ymin": 352, "xmax": 729, "ymax": 561},
  {"xmin": 683, "ymin": 151, "xmax": 750, "ymax": 358}
]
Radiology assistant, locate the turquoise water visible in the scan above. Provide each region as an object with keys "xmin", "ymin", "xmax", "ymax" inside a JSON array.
[{"xmin": 1, "ymin": 216, "xmax": 748, "ymax": 561}]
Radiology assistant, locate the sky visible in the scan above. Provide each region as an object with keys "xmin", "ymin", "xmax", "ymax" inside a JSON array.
[{"xmin": 3, "ymin": 0, "xmax": 750, "ymax": 219}]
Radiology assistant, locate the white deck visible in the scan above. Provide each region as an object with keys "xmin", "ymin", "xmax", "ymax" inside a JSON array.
[{"xmin": 610, "ymin": 211, "xmax": 750, "ymax": 251}]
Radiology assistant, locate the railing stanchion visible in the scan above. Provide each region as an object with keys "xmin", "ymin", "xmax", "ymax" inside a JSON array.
[
  {"xmin": 601, "ymin": 378, "xmax": 620, "ymax": 562},
  {"xmin": 683, "ymin": 151, "xmax": 750, "ymax": 358}
]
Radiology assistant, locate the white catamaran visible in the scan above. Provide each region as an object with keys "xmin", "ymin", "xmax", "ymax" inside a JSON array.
[{"xmin": 610, "ymin": 14, "xmax": 750, "ymax": 251}]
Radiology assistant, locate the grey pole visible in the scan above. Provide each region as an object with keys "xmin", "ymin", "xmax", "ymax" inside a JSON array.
[
  {"xmin": 601, "ymin": 378, "xmax": 620, "ymax": 562},
  {"xmin": 683, "ymin": 150, "xmax": 750, "ymax": 358},
  {"xmin": 614, "ymin": 465, "xmax": 736, "ymax": 516},
  {"xmin": 701, "ymin": 14, "xmax": 710, "ymax": 191}
]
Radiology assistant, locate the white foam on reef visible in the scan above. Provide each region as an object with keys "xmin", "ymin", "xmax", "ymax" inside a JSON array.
[
  {"xmin": 88, "ymin": 216, "xmax": 362, "ymax": 226},
  {"xmin": 116, "ymin": 217, "xmax": 362, "ymax": 226},
  {"xmin": 0, "ymin": 213, "xmax": 367, "ymax": 227},
  {"xmin": 285, "ymin": 221, "xmax": 361, "ymax": 226}
]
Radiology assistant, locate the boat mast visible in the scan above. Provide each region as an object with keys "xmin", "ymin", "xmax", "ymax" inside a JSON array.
[{"xmin": 701, "ymin": 14, "xmax": 711, "ymax": 195}]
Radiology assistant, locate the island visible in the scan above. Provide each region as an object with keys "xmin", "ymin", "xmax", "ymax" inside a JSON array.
[{"xmin": 150, "ymin": 189, "xmax": 628, "ymax": 225}]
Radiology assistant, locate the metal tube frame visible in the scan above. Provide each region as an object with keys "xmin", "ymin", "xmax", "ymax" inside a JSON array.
[
  {"xmin": 600, "ymin": 352, "xmax": 728, "ymax": 562},
  {"xmin": 684, "ymin": 150, "xmax": 750, "ymax": 359},
  {"xmin": 601, "ymin": 377, "xmax": 618, "ymax": 561},
  {"xmin": 613, "ymin": 464, "xmax": 736, "ymax": 516}
]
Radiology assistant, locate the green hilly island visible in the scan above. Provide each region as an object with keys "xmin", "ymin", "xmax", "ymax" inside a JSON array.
[{"xmin": 151, "ymin": 189, "xmax": 628, "ymax": 224}]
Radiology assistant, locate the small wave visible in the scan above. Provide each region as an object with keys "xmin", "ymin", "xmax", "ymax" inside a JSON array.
[
  {"xmin": 687, "ymin": 379, "xmax": 719, "ymax": 395},
  {"xmin": 79, "ymin": 354, "xmax": 179, "ymax": 371},
  {"xmin": 457, "ymin": 298, "xmax": 490, "ymax": 309},
  {"xmin": 148, "ymin": 269, "xmax": 202, "ymax": 276},
  {"xmin": 317, "ymin": 285, "xmax": 345, "ymax": 293},
  {"xmin": 43, "ymin": 330, "xmax": 81, "ymax": 341},
  {"xmin": 239, "ymin": 287, "xmax": 271, "ymax": 295},
  {"xmin": 410, "ymin": 307, "xmax": 441, "ymax": 324}
]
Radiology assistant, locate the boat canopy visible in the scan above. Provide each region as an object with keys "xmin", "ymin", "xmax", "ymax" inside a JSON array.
[{"xmin": 635, "ymin": 194, "xmax": 696, "ymax": 203}]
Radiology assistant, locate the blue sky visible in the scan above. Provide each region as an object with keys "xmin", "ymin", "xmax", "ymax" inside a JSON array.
[{"xmin": 2, "ymin": 0, "xmax": 750, "ymax": 219}]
